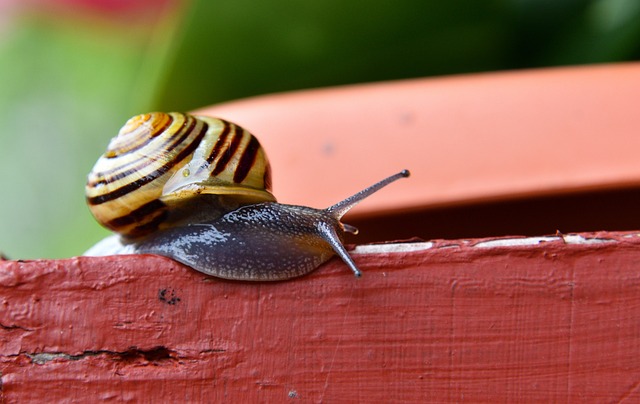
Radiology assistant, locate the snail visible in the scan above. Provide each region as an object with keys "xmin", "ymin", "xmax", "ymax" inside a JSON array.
[{"xmin": 85, "ymin": 112, "xmax": 409, "ymax": 281}]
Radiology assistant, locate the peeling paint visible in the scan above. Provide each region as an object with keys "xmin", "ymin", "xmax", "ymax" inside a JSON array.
[
  {"xmin": 26, "ymin": 347, "xmax": 177, "ymax": 365},
  {"xmin": 560, "ymin": 234, "xmax": 615, "ymax": 244},
  {"xmin": 475, "ymin": 236, "xmax": 559, "ymax": 248},
  {"xmin": 353, "ymin": 242, "xmax": 434, "ymax": 254},
  {"xmin": 475, "ymin": 234, "xmax": 615, "ymax": 248},
  {"xmin": 352, "ymin": 233, "xmax": 617, "ymax": 253}
]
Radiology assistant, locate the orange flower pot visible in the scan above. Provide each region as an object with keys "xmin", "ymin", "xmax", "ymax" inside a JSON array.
[{"xmin": 198, "ymin": 62, "xmax": 640, "ymax": 241}]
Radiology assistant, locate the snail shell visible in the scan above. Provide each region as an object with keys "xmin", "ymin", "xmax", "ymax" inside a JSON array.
[
  {"xmin": 85, "ymin": 112, "xmax": 410, "ymax": 281},
  {"xmin": 86, "ymin": 112, "xmax": 274, "ymax": 238}
]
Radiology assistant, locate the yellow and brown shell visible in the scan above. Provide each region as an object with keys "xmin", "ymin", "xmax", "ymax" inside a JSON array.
[{"xmin": 86, "ymin": 112, "xmax": 275, "ymax": 238}]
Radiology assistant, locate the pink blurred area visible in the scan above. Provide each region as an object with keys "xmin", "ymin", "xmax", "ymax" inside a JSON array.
[{"xmin": 0, "ymin": 0, "xmax": 182, "ymax": 24}]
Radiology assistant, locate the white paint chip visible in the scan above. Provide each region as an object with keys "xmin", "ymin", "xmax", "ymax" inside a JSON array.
[
  {"xmin": 353, "ymin": 242, "xmax": 434, "ymax": 254},
  {"xmin": 475, "ymin": 237, "xmax": 559, "ymax": 248},
  {"xmin": 561, "ymin": 234, "xmax": 614, "ymax": 244},
  {"xmin": 475, "ymin": 234, "xmax": 615, "ymax": 248}
]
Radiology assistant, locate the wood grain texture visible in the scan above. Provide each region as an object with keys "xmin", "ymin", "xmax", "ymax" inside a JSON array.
[{"xmin": 2, "ymin": 231, "xmax": 640, "ymax": 402}]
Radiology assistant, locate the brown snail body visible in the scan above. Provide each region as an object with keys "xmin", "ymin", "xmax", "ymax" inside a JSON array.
[{"xmin": 85, "ymin": 112, "xmax": 409, "ymax": 281}]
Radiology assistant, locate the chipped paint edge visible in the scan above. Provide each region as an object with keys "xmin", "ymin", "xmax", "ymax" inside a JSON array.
[
  {"xmin": 474, "ymin": 234, "xmax": 616, "ymax": 248},
  {"xmin": 351, "ymin": 233, "xmax": 631, "ymax": 255},
  {"xmin": 353, "ymin": 242, "xmax": 435, "ymax": 254}
]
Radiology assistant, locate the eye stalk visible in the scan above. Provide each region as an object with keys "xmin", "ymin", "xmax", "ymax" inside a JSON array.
[{"xmin": 321, "ymin": 170, "xmax": 411, "ymax": 277}]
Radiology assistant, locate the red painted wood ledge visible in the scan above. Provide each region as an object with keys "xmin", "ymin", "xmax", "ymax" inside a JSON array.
[{"xmin": 2, "ymin": 231, "xmax": 640, "ymax": 402}]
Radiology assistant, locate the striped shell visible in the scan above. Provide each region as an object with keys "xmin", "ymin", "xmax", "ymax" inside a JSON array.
[{"xmin": 86, "ymin": 112, "xmax": 275, "ymax": 238}]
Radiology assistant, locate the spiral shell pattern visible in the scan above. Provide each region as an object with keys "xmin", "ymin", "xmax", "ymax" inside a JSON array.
[{"xmin": 86, "ymin": 112, "xmax": 274, "ymax": 238}]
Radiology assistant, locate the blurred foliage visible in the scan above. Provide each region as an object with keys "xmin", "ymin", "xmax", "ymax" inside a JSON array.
[
  {"xmin": 153, "ymin": 0, "xmax": 640, "ymax": 111},
  {"xmin": 0, "ymin": 0, "xmax": 639, "ymax": 259}
]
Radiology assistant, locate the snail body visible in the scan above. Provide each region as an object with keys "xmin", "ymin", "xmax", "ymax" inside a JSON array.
[{"xmin": 85, "ymin": 112, "xmax": 409, "ymax": 281}]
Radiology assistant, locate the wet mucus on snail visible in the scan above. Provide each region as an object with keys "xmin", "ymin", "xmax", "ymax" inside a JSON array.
[{"xmin": 85, "ymin": 112, "xmax": 410, "ymax": 281}]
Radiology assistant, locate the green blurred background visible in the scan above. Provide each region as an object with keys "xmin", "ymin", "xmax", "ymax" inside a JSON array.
[{"xmin": 1, "ymin": 0, "xmax": 639, "ymax": 259}]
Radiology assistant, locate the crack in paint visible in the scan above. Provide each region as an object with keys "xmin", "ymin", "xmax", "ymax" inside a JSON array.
[
  {"xmin": 199, "ymin": 349, "xmax": 227, "ymax": 353},
  {"xmin": 0, "ymin": 323, "xmax": 32, "ymax": 332},
  {"xmin": 5, "ymin": 346, "xmax": 228, "ymax": 365},
  {"xmin": 25, "ymin": 346, "xmax": 177, "ymax": 365}
]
